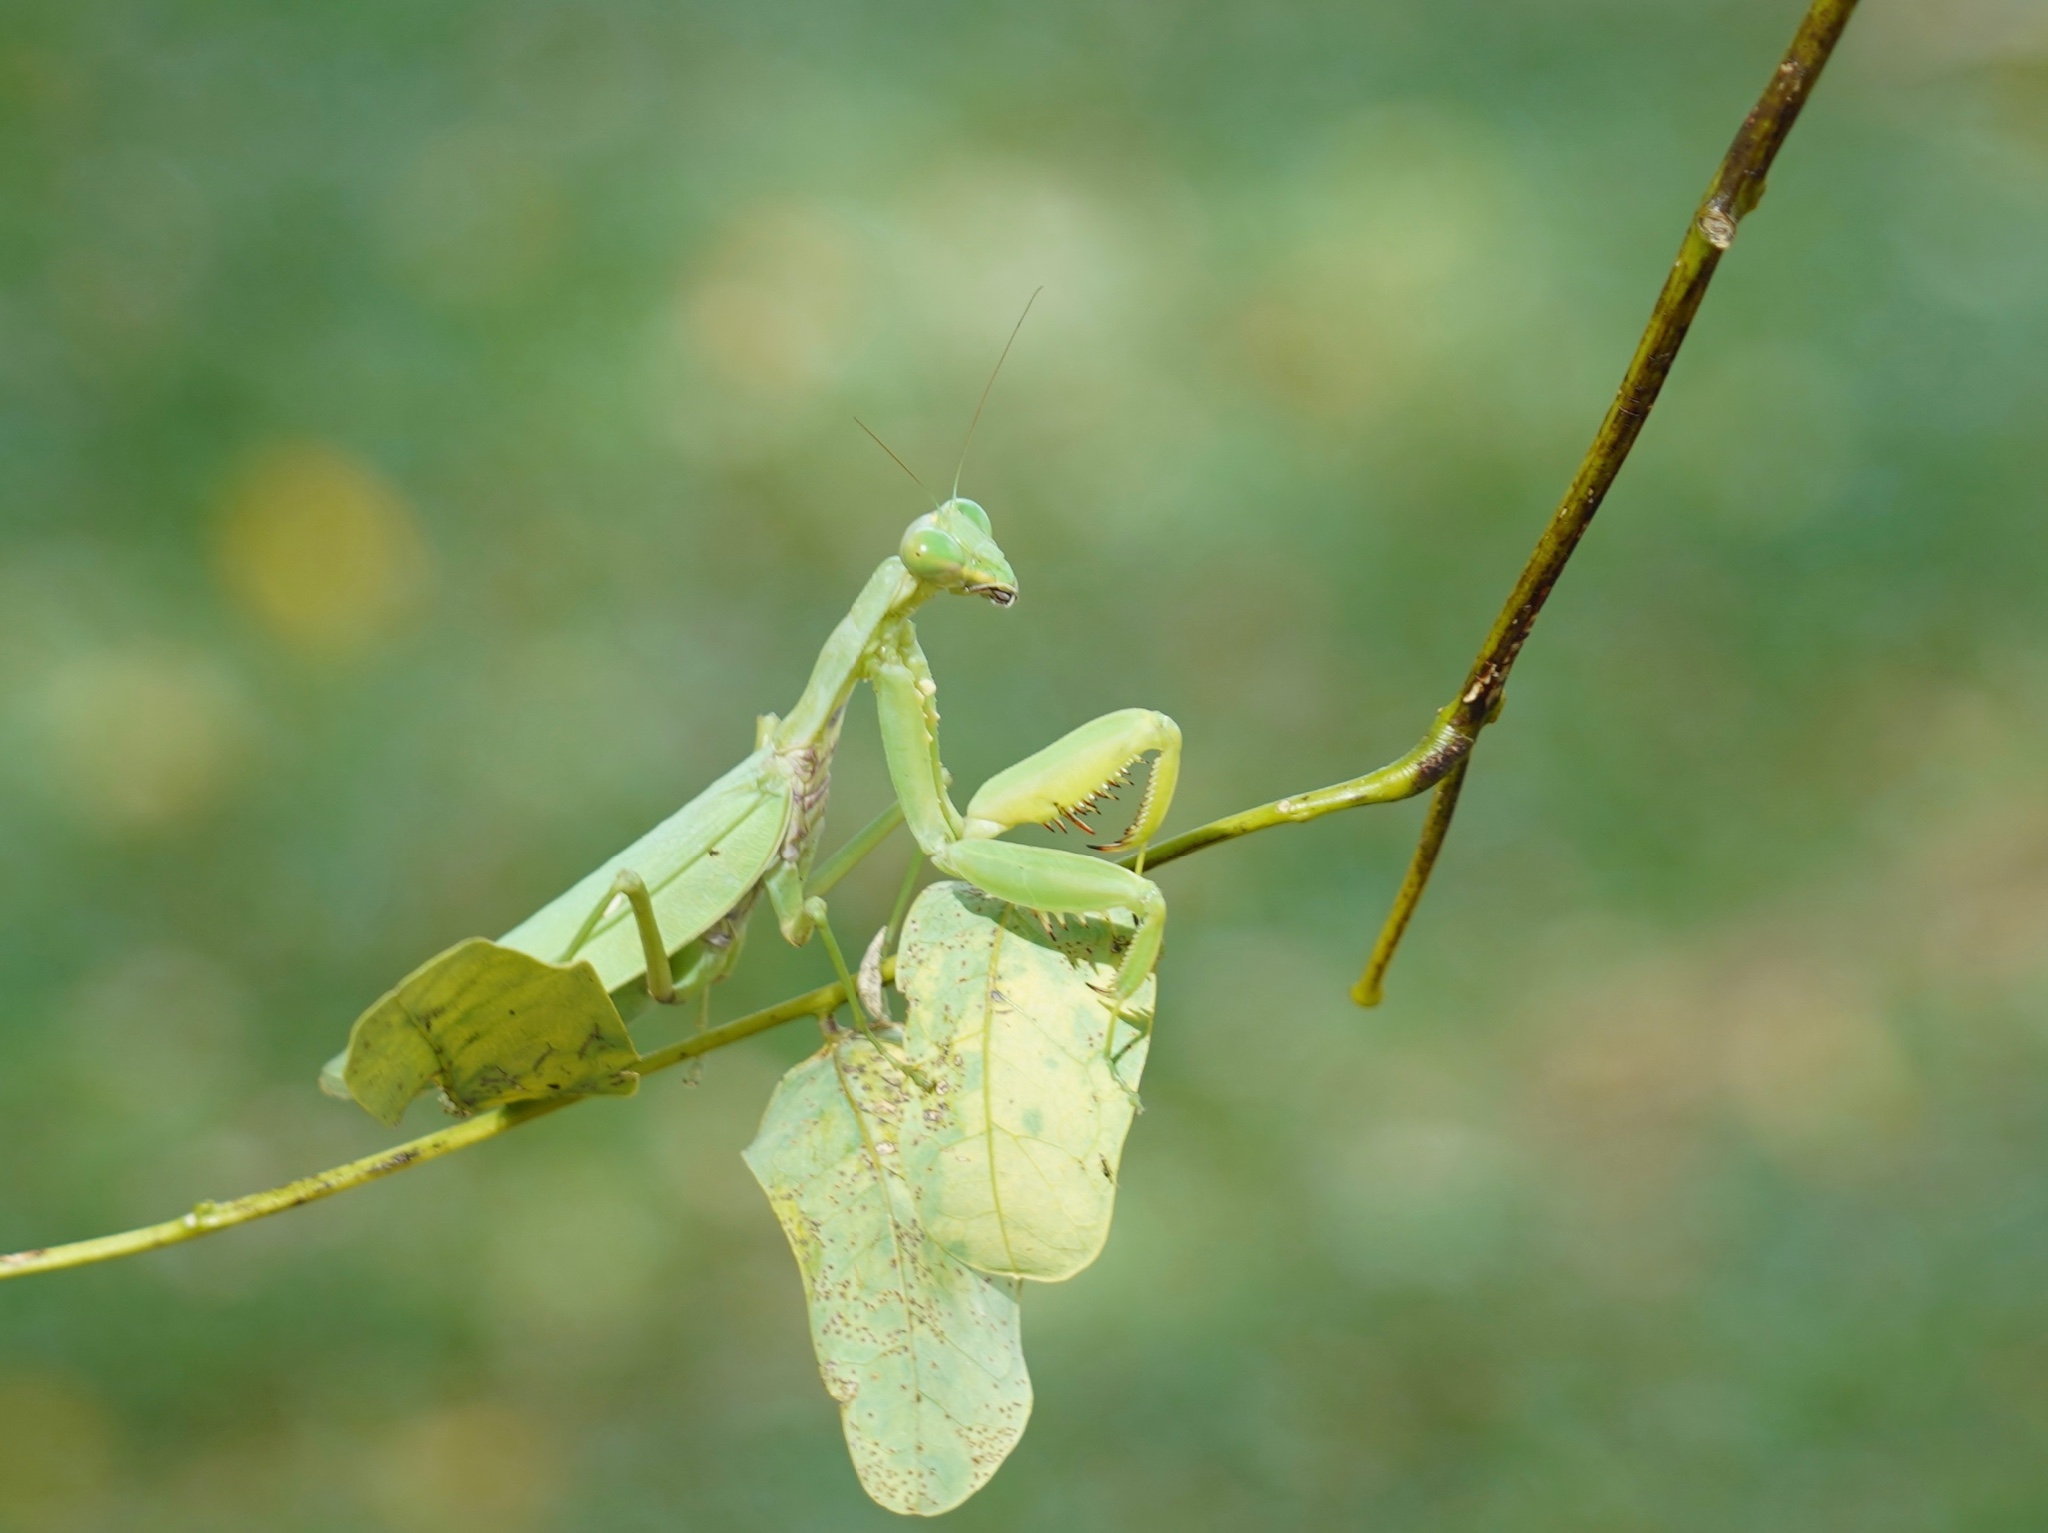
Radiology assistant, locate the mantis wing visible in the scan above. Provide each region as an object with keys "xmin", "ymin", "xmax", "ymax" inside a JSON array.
[
  {"xmin": 895, "ymin": 882, "xmax": 1152, "ymax": 1283},
  {"xmin": 336, "ymin": 938, "xmax": 638, "ymax": 1126},
  {"xmin": 329, "ymin": 748, "xmax": 788, "ymax": 1125},
  {"xmin": 743, "ymin": 1031, "xmax": 1032, "ymax": 1517},
  {"xmin": 498, "ymin": 746, "xmax": 792, "ymax": 994}
]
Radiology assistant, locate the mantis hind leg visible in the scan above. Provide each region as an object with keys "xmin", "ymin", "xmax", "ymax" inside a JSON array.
[
  {"xmin": 803, "ymin": 895, "xmax": 933, "ymax": 1091},
  {"xmin": 664, "ymin": 901, "xmax": 752, "ymax": 1081},
  {"xmin": 555, "ymin": 868, "xmax": 756, "ymax": 1018}
]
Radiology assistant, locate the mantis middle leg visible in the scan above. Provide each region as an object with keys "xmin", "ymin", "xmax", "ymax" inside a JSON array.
[{"xmin": 557, "ymin": 868, "xmax": 756, "ymax": 1024}]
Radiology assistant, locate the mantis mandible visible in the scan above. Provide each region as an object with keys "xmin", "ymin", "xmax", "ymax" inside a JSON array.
[{"xmin": 326, "ymin": 493, "xmax": 1182, "ymax": 1124}]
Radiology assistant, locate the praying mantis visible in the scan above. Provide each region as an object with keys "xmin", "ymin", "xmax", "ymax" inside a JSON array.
[{"xmin": 324, "ymin": 491, "xmax": 1182, "ymax": 1124}]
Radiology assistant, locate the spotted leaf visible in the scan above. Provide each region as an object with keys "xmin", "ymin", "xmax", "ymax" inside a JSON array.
[
  {"xmin": 896, "ymin": 881, "xmax": 1152, "ymax": 1282},
  {"xmin": 743, "ymin": 1029, "xmax": 1031, "ymax": 1517}
]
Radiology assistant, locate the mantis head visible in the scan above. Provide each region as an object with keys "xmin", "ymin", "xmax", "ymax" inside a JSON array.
[{"xmin": 901, "ymin": 498, "xmax": 1017, "ymax": 608}]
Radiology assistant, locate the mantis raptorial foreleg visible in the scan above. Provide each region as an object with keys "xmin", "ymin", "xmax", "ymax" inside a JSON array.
[
  {"xmin": 871, "ymin": 636, "xmax": 1181, "ymax": 1071},
  {"xmin": 961, "ymin": 710, "xmax": 1182, "ymax": 859},
  {"xmin": 803, "ymin": 894, "xmax": 935, "ymax": 1089}
]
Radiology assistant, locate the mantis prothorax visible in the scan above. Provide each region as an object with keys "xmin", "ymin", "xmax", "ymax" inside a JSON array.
[{"xmin": 325, "ymin": 495, "xmax": 1181, "ymax": 1124}]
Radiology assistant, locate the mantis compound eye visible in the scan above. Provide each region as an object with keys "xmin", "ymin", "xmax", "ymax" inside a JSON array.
[
  {"xmin": 901, "ymin": 525, "xmax": 966, "ymax": 583},
  {"xmin": 948, "ymin": 498, "xmax": 992, "ymax": 535}
]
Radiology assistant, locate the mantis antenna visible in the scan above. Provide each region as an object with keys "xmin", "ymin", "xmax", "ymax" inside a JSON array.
[
  {"xmin": 854, "ymin": 416, "xmax": 936, "ymax": 503},
  {"xmin": 951, "ymin": 286, "xmax": 1042, "ymax": 498}
]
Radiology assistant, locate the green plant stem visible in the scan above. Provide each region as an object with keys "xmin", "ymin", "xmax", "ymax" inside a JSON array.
[
  {"xmin": 0, "ymin": 0, "xmax": 1863, "ymax": 1284},
  {"xmin": 0, "ymin": 1105, "xmax": 569, "ymax": 1280},
  {"xmin": 1453, "ymin": 0, "xmax": 1859, "ymax": 736},
  {"xmin": 1129, "ymin": 706, "xmax": 1472, "ymax": 872}
]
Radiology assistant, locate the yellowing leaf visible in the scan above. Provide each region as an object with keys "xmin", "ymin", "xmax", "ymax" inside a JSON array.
[
  {"xmin": 895, "ymin": 882, "xmax": 1152, "ymax": 1283},
  {"xmin": 743, "ymin": 1030, "xmax": 1031, "ymax": 1517},
  {"xmin": 338, "ymin": 938, "xmax": 639, "ymax": 1125}
]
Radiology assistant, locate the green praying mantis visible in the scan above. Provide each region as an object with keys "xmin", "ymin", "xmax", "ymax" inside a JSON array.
[
  {"xmin": 313, "ymin": 333, "xmax": 1185, "ymax": 1515},
  {"xmin": 323, "ymin": 492, "xmax": 1182, "ymax": 1126}
]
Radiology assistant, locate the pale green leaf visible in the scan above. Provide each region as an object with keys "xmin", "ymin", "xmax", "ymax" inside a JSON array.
[
  {"xmin": 743, "ymin": 1030, "xmax": 1032, "ymax": 1518},
  {"xmin": 895, "ymin": 882, "xmax": 1152, "ymax": 1283},
  {"xmin": 337, "ymin": 937, "xmax": 639, "ymax": 1125}
]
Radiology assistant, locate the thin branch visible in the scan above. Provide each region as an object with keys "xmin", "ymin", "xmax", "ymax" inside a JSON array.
[
  {"xmin": 1352, "ymin": 756, "xmax": 1470, "ymax": 1007},
  {"xmin": 4, "ymin": 720, "xmax": 1465, "ymax": 1281},
  {"xmin": 1357, "ymin": 0, "xmax": 1861, "ymax": 1000},
  {"xmin": 0, "ymin": 1105, "xmax": 566, "ymax": 1280},
  {"xmin": 1452, "ymin": 0, "xmax": 1859, "ymax": 731},
  {"xmin": 1130, "ymin": 705, "xmax": 1470, "ymax": 871}
]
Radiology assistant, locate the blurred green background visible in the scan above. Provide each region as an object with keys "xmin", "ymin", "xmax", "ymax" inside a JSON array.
[{"xmin": 4, "ymin": 0, "xmax": 2047, "ymax": 1527}]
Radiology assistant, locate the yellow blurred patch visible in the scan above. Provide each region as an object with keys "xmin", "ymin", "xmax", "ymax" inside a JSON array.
[
  {"xmin": 1521, "ymin": 952, "xmax": 1725, "ymax": 1297},
  {"xmin": 0, "ymin": 1372, "xmax": 117, "ymax": 1532},
  {"xmin": 367, "ymin": 1402, "xmax": 564, "ymax": 1533},
  {"xmin": 682, "ymin": 204, "xmax": 857, "ymax": 400},
  {"xmin": 1724, "ymin": 965, "xmax": 1922, "ymax": 1182},
  {"xmin": 35, "ymin": 646, "xmax": 250, "ymax": 833},
  {"xmin": 216, "ymin": 442, "xmax": 428, "ymax": 656},
  {"xmin": 1236, "ymin": 104, "xmax": 1514, "ymax": 428}
]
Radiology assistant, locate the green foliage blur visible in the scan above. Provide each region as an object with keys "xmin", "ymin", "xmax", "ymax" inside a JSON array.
[{"xmin": 3, "ymin": 0, "xmax": 2047, "ymax": 1526}]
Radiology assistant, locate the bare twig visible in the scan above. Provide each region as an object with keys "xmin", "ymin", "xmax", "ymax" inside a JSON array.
[{"xmin": 1357, "ymin": 0, "xmax": 1861, "ymax": 1001}]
